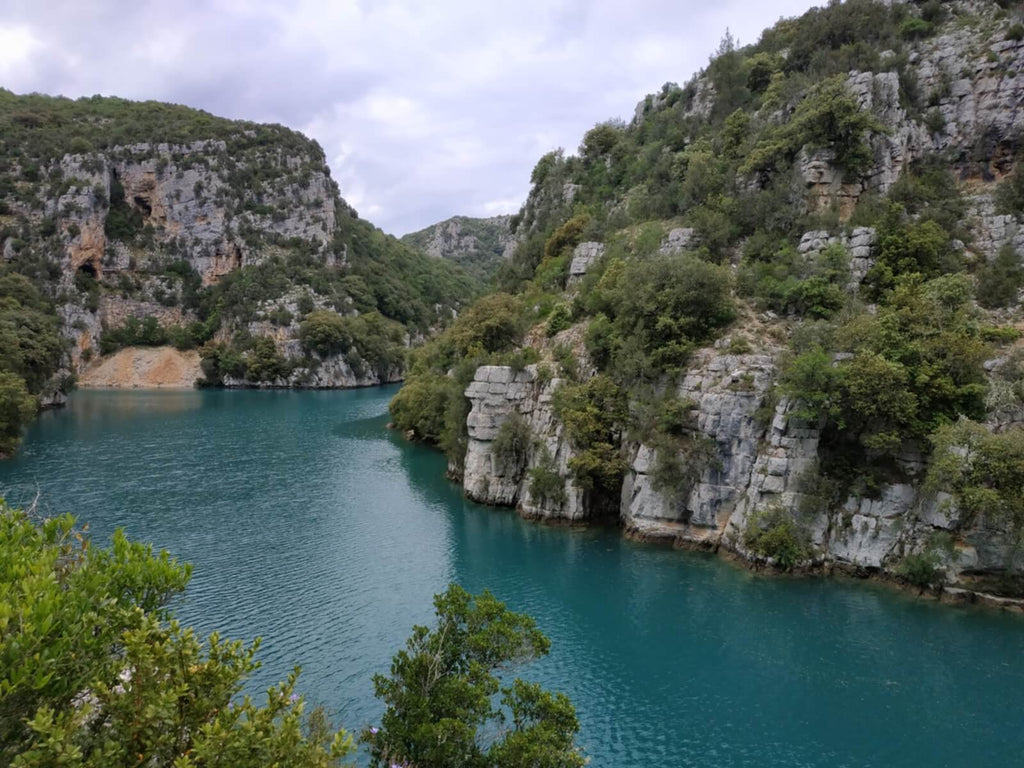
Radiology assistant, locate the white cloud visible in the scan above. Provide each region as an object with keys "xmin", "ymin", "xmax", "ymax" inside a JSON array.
[
  {"xmin": 0, "ymin": 0, "xmax": 823, "ymax": 235},
  {"xmin": 0, "ymin": 24, "xmax": 40, "ymax": 76}
]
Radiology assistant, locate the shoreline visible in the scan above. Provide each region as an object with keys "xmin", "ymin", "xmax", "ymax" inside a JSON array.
[{"xmin": 424, "ymin": 444, "xmax": 1024, "ymax": 614}]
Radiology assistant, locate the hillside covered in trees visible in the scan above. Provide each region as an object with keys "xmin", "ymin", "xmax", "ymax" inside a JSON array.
[
  {"xmin": 391, "ymin": 0, "xmax": 1024, "ymax": 599},
  {"xmin": 0, "ymin": 90, "xmax": 478, "ymax": 455},
  {"xmin": 401, "ymin": 215, "xmax": 516, "ymax": 282}
]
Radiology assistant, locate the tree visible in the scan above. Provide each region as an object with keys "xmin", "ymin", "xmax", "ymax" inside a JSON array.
[
  {"xmin": 0, "ymin": 372, "xmax": 36, "ymax": 457},
  {"xmin": 244, "ymin": 336, "xmax": 292, "ymax": 382},
  {"xmin": 365, "ymin": 584, "xmax": 584, "ymax": 768},
  {"xmin": 741, "ymin": 75, "xmax": 884, "ymax": 176},
  {"xmin": 0, "ymin": 503, "xmax": 353, "ymax": 766},
  {"xmin": 927, "ymin": 421, "xmax": 1024, "ymax": 571},
  {"xmin": 782, "ymin": 275, "xmax": 989, "ymax": 455},
  {"xmin": 299, "ymin": 310, "xmax": 351, "ymax": 356}
]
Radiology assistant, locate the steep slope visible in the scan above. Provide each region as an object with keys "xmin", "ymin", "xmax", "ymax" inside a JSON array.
[
  {"xmin": 0, "ymin": 91, "xmax": 477, "ymax": 451},
  {"xmin": 392, "ymin": 0, "xmax": 1024, "ymax": 603},
  {"xmin": 402, "ymin": 215, "xmax": 516, "ymax": 282}
]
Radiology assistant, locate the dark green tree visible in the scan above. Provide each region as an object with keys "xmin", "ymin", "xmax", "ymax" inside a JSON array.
[{"xmin": 366, "ymin": 584, "xmax": 584, "ymax": 768}]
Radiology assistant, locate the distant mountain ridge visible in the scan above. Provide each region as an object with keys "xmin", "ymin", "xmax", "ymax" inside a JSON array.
[{"xmin": 402, "ymin": 214, "xmax": 515, "ymax": 281}]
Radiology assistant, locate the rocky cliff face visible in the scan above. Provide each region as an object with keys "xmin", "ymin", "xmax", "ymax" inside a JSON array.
[
  {"xmin": 1, "ymin": 96, "xmax": 473, "ymax": 396},
  {"xmin": 446, "ymin": 1, "xmax": 1024, "ymax": 598},
  {"xmin": 402, "ymin": 215, "xmax": 516, "ymax": 281},
  {"xmin": 462, "ymin": 341, "xmax": 1013, "ymax": 590},
  {"xmin": 42, "ymin": 138, "xmax": 343, "ymax": 383}
]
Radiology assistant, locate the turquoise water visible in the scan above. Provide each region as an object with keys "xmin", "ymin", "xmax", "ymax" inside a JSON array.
[{"xmin": 1, "ymin": 387, "xmax": 1023, "ymax": 767}]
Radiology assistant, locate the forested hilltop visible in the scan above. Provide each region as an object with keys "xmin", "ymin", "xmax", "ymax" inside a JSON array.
[
  {"xmin": 0, "ymin": 91, "xmax": 477, "ymax": 455},
  {"xmin": 401, "ymin": 215, "xmax": 516, "ymax": 282},
  {"xmin": 392, "ymin": 0, "xmax": 1024, "ymax": 601}
]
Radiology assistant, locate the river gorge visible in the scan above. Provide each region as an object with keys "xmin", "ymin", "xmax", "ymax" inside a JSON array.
[{"xmin": 1, "ymin": 387, "xmax": 1022, "ymax": 766}]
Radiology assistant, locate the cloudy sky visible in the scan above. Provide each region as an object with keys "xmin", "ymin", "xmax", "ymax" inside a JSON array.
[{"xmin": 0, "ymin": 0, "xmax": 821, "ymax": 235}]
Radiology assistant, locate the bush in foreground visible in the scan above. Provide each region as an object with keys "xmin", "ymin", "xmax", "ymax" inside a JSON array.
[{"xmin": 0, "ymin": 501, "xmax": 353, "ymax": 767}]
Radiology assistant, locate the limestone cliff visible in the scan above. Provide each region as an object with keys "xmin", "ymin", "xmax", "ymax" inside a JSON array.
[
  {"xmin": 0, "ymin": 93, "xmax": 474, "ymax": 395},
  {"xmin": 428, "ymin": 0, "xmax": 1024, "ymax": 602}
]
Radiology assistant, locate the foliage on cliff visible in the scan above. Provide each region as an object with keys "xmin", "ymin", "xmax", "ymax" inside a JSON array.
[
  {"xmin": 927, "ymin": 421, "xmax": 1024, "ymax": 568},
  {"xmin": 0, "ymin": 271, "xmax": 64, "ymax": 454},
  {"xmin": 389, "ymin": 293, "xmax": 533, "ymax": 464},
  {"xmin": 0, "ymin": 501, "xmax": 354, "ymax": 766}
]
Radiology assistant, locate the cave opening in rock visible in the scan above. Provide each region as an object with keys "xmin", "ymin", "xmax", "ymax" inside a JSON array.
[
  {"xmin": 77, "ymin": 262, "xmax": 97, "ymax": 279},
  {"xmin": 133, "ymin": 196, "xmax": 153, "ymax": 217}
]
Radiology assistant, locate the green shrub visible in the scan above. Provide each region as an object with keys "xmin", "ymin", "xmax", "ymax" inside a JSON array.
[
  {"xmin": 782, "ymin": 275, "xmax": 989, "ymax": 456},
  {"xmin": 99, "ymin": 316, "xmax": 169, "ymax": 354},
  {"xmin": 743, "ymin": 506, "xmax": 813, "ymax": 569},
  {"xmin": 0, "ymin": 372, "xmax": 36, "ymax": 457},
  {"xmin": 1006, "ymin": 23, "xmax": 1024, "ymax": 41},
  {"xmin": 741, "ymin": 75, "xmax": 884, "ymax": 176},
  {"xmin": 366, "ymin": 584, "xmax": 583, "ymax": 768},
  {"xmin": 863, "ymin": 203, "xmax": 959, "ymax": 298},
  {"xmin": 994, "ymin": 164, "xmax": 1024, "ymax": 216},
  {"xmin": 545, "ymin": 302, "xmax": 573, "ymax": 337},
  {"xmin": 529, "ymin": 446, "xmax": 568, "ymax": 506},
  {"xmin": 928, "ymin": 421, "xmax": 1024, "ymax": 570},
  {"xmin": 0, "ymin": 272, "xmax": 63, "ymax": 394},
  {"xmin": 298, "ymin": 310, "xmax": 350, "ymax": 356},
  {"xmin": 492, "ymin": 411, "xmax": 531, "ymax": 473},
  {"xmin": 976, "ymin": 244, "xmax": 1024, "ymax": 309},
  {"xmin": 389, "ymin": 371, "xmax": 459, "ymax": 445},
  {"xmin": 900, "ymin": 17, "xmax": 933, "ymax": 40},
  {"xmin": 896, "ymin": 550, "xmax": 943, "ymax": 588},
  {"xmin": 298, "ymin": 310, "xmax": 404, "ymax": 377},
  {"xmin": 104, "ymin": 177, "xmax": 144, "ymax": 241},
  {"xmin": 445, "ymin": 293, "xmax": 525, "ymax": 359},
  {"xmin": 244, "ymin": 336, "xmax": 292, "ymax": 382},
  {"xmin": 738, "ymin": 242, "xmax": 848, "ymax": 318},
  {"xmin": 553, "ymin": 375, "xmax": 627, "ymax": 497},
  {"xmin": 594, "ymin": 251, "xmax": 735, "ymax": 380}
]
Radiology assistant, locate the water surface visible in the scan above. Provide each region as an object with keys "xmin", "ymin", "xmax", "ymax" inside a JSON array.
[{"xmin": 1, "ymin": 388, "xmax": 1022, "ymax": 767}]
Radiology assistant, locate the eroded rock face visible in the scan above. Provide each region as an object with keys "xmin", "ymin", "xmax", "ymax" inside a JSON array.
[
  {"xmin": 567, "ymin": 242, "xmax": 604, "ymax": 286},
  {"xmin": 459, "ymin": 331, "xmax": 1014, "ymax": 585},
  {"xmin": 22, "ymin": 138, "xmax": 346, "ymax": 380},
  {"xmin": 463, "ymin": 365, "xmax": 590, "ymax": 520},
  {"xmin": 658, "ymin": 228, "xmax": 700, "ymax": 254},
  {"xmin": 797, "ymin": 227, "xmax": 877, "ymax": 291},
  {"xmin": 411, "ymin": 215, "xmax": 516, "ymax": 262},
  {"xmin": 622, "ymin": 347, "xmax": 775, "ymax": 543},
  {"xmin": 55, "ymin": 141, "xmax": 334, "ymax": 288}
]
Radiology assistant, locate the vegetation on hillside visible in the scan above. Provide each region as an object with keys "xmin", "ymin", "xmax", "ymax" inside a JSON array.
[
  {"xmin": 391, "ymin": 0, "xmax": 1024, "ymax": 547},
  {"xmin": 402, "ymin": 215, "xmax": 513, "ymax": 282},
  {"xmin": 0, "ymin": 271, "xmax": 64, "ymax": 456}
]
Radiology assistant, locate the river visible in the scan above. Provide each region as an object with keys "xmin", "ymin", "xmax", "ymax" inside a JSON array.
[{"xmin": 1, "ymin": 387, "xmax": 1022, "ymax": 767}]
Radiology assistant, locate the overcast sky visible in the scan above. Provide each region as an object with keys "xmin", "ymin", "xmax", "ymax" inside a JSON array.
[{"xmin": 0, "ymin": 0, "xmax": 821, "ymax": 235}]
